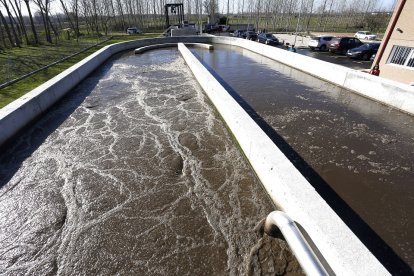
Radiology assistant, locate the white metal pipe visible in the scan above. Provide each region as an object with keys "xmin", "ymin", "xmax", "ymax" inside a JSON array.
[{"xmin": 264, "ymin": 211, "xmax": 329, "ymax": 276}]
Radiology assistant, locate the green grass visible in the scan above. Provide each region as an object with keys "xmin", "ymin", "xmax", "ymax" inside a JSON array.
[
  {"xmin": 0, "ymin": 37, "xmax": 107, "ymax": 83},
  {"xmin": 0, "ymin": 33, "xmax": 161, "ymax": 108}
]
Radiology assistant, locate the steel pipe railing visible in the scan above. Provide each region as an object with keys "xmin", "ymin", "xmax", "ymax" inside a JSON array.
[{"xmin": 264, "ymin": 211, "xmax": 329, "ymax": 276}]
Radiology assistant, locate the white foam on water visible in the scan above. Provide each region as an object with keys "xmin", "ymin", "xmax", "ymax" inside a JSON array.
[{"xmin": 0, "ymin": 50, "xmax": 275, "ymax": 275}]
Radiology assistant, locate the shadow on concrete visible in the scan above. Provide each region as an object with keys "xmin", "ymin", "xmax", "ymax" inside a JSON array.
[{"xmin": 196, "ymin": 56, "xmax": 413, "ymax": 275}]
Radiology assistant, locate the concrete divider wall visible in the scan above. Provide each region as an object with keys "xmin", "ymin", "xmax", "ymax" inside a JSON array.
[
  {"xmin": 2, "ymin": 35, "xmax": 414, "ymax": 146},
  {"xmin": 343, "ymin": 70, "xmax": 414, "ymax": 113},
  {"xmin": 0, "ymin": 37, "xmax": 208, "ymax": 146},
  {"xmin": 0, "ymin": 36, "xmax": 410, "ymax": 274},
  {"xmin": 213, "ymin": 36, "xmax": 414, "ymax": 114},
  {"xmin": 177, "ymin": 42, "xmax": 389, "ymax": 275},
  {"xmin": 134, "ymin": 43, "xmax": 213, "ymax": 54}
]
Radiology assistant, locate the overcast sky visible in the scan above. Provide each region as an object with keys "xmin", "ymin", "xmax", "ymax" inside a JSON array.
[{"xmin": 1, "ymin": 0, "xmax": 398, "ymax": 18}]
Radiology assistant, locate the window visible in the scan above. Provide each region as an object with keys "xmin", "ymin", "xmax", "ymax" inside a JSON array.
[{"xmin": 388, "ymin": 46, "xmax": 414, "ymax": 68}]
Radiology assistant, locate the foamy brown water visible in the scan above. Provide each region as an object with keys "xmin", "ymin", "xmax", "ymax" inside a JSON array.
[
  {"xmin": 192, "ymin": 44, "xmax": 414, "ymax": 274},
  {"xmin": 0, "ymin": 49, "xmax": 302, "ymax": 275}
]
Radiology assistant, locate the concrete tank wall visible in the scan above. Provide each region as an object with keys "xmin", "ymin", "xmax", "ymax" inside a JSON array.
[
  {"xmin": 0, "ymin": 37, "xmax": 209, "ymax": 147},
  {"xmin": 177, "ymin": 42, "xmax": 389, "ymax": 276},
  {"xmin": 2, "ymin": 35, "xmax": 414, "ymax": 147},
  {"xmin": 208, "ymin": 36, "xmax": 414, "ymax": 115},
  {"xmin": 0, "ymin": 35, "xmax": 409, "ymax": 275}
]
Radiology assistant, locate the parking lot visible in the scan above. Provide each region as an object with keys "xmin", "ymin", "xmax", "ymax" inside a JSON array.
[
  {"xmin": 218, "ymin": 32, "xmax": 375, "ymax": 71},
  {"xmin": 272, "ymin": 33, "xmax": 374, "ymax": 70},
  {"xmin": 295, "ymin": 48, "xmax": 373, "ymax": 70}
]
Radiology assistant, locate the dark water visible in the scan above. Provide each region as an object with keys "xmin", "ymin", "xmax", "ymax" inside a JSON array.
[
  {"xmin": 0, "ymin": 49, "xmax": 304, "ymax": 275},
  {"xmin": 192, "ymin": 44, "xmax": 414, "ymax": 273}
]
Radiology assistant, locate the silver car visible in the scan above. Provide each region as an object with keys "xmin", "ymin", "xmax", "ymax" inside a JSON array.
[
  {"xmin": 127, "ymin": 27, "xmax": 143, "ymax": 35},
  {"xmin": 354, "ymin": 31, "xmax": 376, "ymax": 40},
  {"xmin": 308, "ymin": 35, "xmax": 334, "ymax": 51}
]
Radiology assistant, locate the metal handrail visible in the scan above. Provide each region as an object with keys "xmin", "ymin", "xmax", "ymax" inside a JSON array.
[{"xmin": 264, "ymin": 211, "xmax": 329, "ymax": 276}]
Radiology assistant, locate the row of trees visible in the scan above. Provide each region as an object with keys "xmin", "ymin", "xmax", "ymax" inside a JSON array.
[
  {"xmin": 231, "ymin": 0, "xmax": 394, "ymax": 33},
  {"xmin": 0, "ymin": 0, "xmax": 395, "ymax": 49}
]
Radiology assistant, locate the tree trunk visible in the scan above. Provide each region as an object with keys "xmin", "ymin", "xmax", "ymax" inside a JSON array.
[
  {"xmin": 8, "ymin": 0, "xmax": 22, "ymax": 39},
  {"xmin": 40, "ymin": 8, "xmax": 52, "ymax": 43},
  {"xmin": 318, "ymin": 0, "xmax": 327, "ymax": 28},
  {"xmin": 24, "ymin": 0, "xmax": 39, "ymax": 44},
  {"xmin": 322, "ymin": 0, "xmax": 334, "ymax": 32},
  {"xmin": 34, "ymin": 0, "xmax": 52, "ymax": 43},
  {"xmin": 47, "ymin": 14, "xmax": 58, "ymax": 39},
  {"xmin": 74, "ymin": 0, "xmax": 80, "ymax": 38},
  {"xmin": 116, "ymin": 0, "xmax": 126, "ymax": 31},
  {"xmin": 13, "ymin": 0, "xmax": 29, "ymax": 45},
  {"xmin": 59, "ymin": 0, "xmax": 76, "ymax": 33},
  {"xmin": 0, "ymin": 19, "xmax": 7, "ymax": 49},
  {"xmin": 1, "ymin": 0, "xmax": 21, "ymax": 46},
  {"xmin": 0, "ymin": 10, "xmax": 14, "ymax": 47},
  {"xmin": 305, "ymin": 0, "xmax": 314, "ymax": 33}
]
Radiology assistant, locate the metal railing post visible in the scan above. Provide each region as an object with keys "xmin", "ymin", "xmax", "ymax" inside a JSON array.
[{"xmin": 264, "ymin": 211, "xmax": 329, "ymax": 276}]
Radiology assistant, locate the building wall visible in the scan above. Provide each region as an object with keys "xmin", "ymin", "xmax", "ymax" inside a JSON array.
[{"xmin": 378, "ymin": 0, "xmax": 414, "ymax": 85}]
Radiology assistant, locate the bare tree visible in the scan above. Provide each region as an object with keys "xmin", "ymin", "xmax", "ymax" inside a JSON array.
[
  {"xmin": 8, "ymin": 0, "xmax": 22, "ymax": 38},
  {"xmin": 23, "ymin": 0, "xmax": 39, "ymax": 44},
  {"xmin": 203, "ymin": 0, "xmax": 218, "ymax": 24},
  {"xmin": 322, "ymin": 0, "xmax": 334, "ymax": 32},
  {"xmin": 0, "ymin": 10, "xmax": 14, "ymax": 47},
  {"xmin": 0, "ymin": 18, "xmax": 7, "ymax": 49},
  {"xmin": 115, "ymin": 0, "xmax": 126, "ymax": 31},
  {"xmin": 285, "ymin": 0, "xmax": 297, "ymax": 31},
  {"xmin": 72, "ymin": 0, "xmax": 80, "ymax": 37},
  {"xmin": 59, "ymin": 0, "xmax": 76, "ymax": 35},
  {"xmin": 11, "ymin": 0, "xmax": 29, "ymax": 44},
  {"xmin": 0, "ymin": 0, "xmax": 21, "ymax": 46},
  {"xmin": 33, "ymin": 0, "xmax": 53, "ymax": 43},
  {"xmin": 304, "ymin": 0, "xmax": 315, "ymax": 33}
]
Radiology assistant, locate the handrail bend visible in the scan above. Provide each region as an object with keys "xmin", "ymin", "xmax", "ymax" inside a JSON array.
[{"xmin": 264, "ymin": 211, "xmax": 329, "ymax": 276}]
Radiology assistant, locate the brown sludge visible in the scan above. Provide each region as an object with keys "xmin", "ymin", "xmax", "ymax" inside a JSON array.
[{"xmin": 0, "ymin": 49, "xmax": 302, "ymax": 275}]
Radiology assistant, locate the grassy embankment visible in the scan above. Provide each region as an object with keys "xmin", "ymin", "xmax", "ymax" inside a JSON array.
[{"xmin": 0, "ymin": 33, "xmax": 160, "ymax": 108}]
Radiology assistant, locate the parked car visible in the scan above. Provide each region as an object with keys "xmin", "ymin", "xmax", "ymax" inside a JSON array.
[
  {"xmin": 218, "ymin": 25, "xmax": 230, "ymax": 32},
  {"xmin": 233, "ymin": 30, "xmax": 245, "ymax": 37},
  {"xmin": 203, "ymin": 24, "xmax": 219, "ymax": 33},
  {"xmin": 244, "ymin": 31, "xmax": 258, "ymax": 40},
  {"xmin": 308, "ymin": 35, "xmax": 334, "ymax": 51},
  {"xmin": 257, "ymin": 33, "xmax": 279, "ymax": 45},
  {"xmin": 354, "ymin": 31, "xmax": 377, "ymax": 40},
  {"xmin": 328, "ymin": 37, "xmax": 363, "ymax": 54},
  {"xmin": 126, "ymin": 27, "xmax": 143, "ymax": 34},
  {"xmin": 346, "ymin": 42, "xmax": 381, "ymax": 60}
]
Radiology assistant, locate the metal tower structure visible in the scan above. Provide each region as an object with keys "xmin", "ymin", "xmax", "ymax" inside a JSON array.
[{"xmin": 165, "ymin": 3, "xmax": 185, "ymax": 28}]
